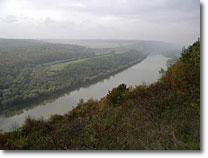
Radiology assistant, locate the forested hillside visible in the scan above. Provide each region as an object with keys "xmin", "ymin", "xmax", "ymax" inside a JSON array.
[
  {"xmin": 0, "ymin": 39, "xmax": 146, "ymax": 115},
  {"xmin": 0, "ymin": 40, "xmax": 200, "ymax": 150}
]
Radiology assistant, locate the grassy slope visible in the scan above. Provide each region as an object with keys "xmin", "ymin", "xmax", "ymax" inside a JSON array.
[{"xmin": 0, "ymin": 41, "xmax": 200, "ymax": 150}]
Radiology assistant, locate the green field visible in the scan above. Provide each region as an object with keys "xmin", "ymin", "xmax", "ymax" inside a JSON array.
[
  {"xmin": 49, "ymin": 53, "xmax": 114, "ymax": 72},
  {"xmin": 49, "ymin": 58, "xmax": 89, "ymax": 71}
]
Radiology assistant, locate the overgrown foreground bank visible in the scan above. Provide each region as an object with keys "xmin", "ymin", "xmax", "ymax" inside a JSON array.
[{"xmin": 0, "ymin": 41, "xmax": 200, "ymax": 150}]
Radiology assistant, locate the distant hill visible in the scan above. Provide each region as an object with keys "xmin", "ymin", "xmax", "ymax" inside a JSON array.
[
  {"xmin": 0, "ymin": 38, "xmax": 95, "ymax": 66},
  {"xmin": 0, "ymin": 38, "xmax": 44, "ymax": 48},
  {"xmin": 43, "ymin": 39, "xmax": 136, "ymax": 48},
  {"xmin": 43, "ymin": 39, "xmax": 181, "ymax": 58}
]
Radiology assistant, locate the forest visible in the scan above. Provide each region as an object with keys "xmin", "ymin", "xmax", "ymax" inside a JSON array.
[
  {"xmin": 0, "ymin": 40, "xmax": 200, "ymax": 149},
  {"xmin": 0, "ymin": 39, "xmax": 146, "ymax": 115}
]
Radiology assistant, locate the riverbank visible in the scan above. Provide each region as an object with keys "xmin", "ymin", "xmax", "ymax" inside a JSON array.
[{"xmin": 1, "ymin": 55, "xmax": 147, "ymax": 117}]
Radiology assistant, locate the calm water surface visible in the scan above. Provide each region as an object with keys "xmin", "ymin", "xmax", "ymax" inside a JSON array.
[{"xmin": 0, "ymin": 54, "xmax": 169, "ymax": 131}]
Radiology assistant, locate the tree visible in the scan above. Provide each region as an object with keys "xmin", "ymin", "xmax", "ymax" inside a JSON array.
[{"xmin": 107, "ymin": 83, "xmax": 127, "ymax": 106}]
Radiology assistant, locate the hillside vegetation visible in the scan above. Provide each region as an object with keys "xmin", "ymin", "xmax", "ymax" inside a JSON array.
[
  {"xmin": 0, "ymin": 41, "xmax": 199, "ymax": 150},
  {"xmin": 0, "ymin": 39, "xmax": 146, "ymax": 115}
]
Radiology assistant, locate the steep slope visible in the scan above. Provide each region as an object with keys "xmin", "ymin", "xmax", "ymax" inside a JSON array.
[{"xmin": 0, "ymin": 40, "xmax": 200, "ymax": 150}]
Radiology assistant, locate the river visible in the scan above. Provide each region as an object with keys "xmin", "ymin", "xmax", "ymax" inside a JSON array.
[{"xmin": 0, "ymin": 54, "xmax": 169, "ymax": 132}]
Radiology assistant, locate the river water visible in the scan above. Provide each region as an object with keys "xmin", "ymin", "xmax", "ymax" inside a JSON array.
[{"xmin": 0, "ymin": 54, "xmax": 169, "ymax": 132}]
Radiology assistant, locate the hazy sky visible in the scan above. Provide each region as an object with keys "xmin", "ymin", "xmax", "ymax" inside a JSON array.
[{"xmin": 0, "ymin": 0, "xmax": 200, "ymax": 45}]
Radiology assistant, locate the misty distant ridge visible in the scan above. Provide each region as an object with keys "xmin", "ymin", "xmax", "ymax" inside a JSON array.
[
  {"xmin": 42, "ymin": 39, "xmax": 181, "ymax": 48},
  {"xmin": 0, "ymin": 38, "xmax": 181, "ymax": 58},
  {"xmin": 43, "ymin": 39, "xmax": 181, "ymax": 57},
  {"xmin": 43, "ymin": 39, "xmax": 182, "ymax": 58}
]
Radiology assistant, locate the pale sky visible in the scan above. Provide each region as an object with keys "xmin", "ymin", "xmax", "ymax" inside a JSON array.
[{"xmin": 0, "ymin": 0, "xmax": 200, "ymax": 45}]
